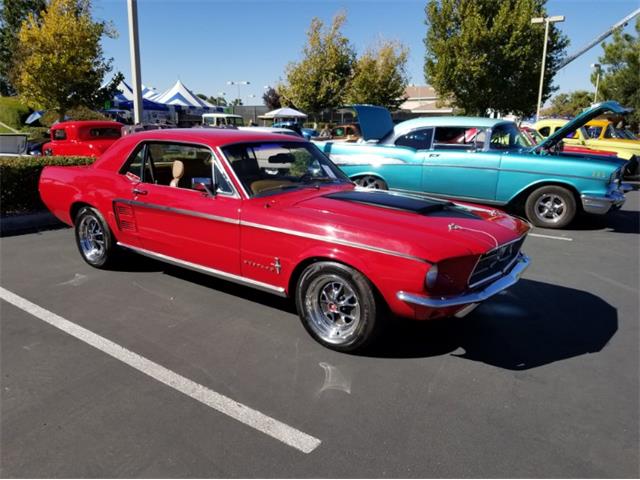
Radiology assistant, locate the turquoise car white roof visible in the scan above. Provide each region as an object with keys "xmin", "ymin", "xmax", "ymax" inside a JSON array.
[{"xmin": 395, "ymin": 116, "xmax": 510, "ymax": 130}]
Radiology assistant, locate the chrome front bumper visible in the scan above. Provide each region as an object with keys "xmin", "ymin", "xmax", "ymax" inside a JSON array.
[
  {"xmin": 581, "ymin": 189, "xmax": 626, "ymax": 215},
  {"xmin": 396, "ymin": 254, "xmax": 530, "ymax": 314}
]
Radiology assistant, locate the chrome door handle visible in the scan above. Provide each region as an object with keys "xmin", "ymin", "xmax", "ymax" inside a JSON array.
[
  {"xmin": 133, "ymin": 188, "xmax": 148, "ymax": 196},
  {"xmin": 428, "ymin": 153, "xmax": 440, "ymax": 157}
]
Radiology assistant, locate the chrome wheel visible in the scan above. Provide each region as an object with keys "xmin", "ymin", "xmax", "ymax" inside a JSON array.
[
  {"xmin": 534, "ymin": 193, "xmax": 566, "ymax": 224},
  {"xmin": 354, "ymin": 175, "xmax": 387, "ymax": 189},
  {"xmin": 78, "ymin": 215, "xmax": 106, "ymax": 262},
  {"xmin": 305, "ymin": 274, "xmax": 362, "ymax": 345}
]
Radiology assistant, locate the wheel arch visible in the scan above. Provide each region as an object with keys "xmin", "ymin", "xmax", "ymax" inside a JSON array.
[
  {"xmin": 349, "ymin": 171, "xmax": 389, "ymax": 184},
  {"xmin": 287, "ymin": 253, "xmax": 386, "ymax": 306},
  {"xmin": 70, "ymin": 201, "xmax": 95, "ymax": 225},
  {"xmin": 507, "ymin": 180, "xmax": 582, "ymax": 212}
]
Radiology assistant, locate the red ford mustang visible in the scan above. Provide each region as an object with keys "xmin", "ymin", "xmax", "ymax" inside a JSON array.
[{"xmin": 39, "ymin": 128, "xmax": 530, "ymax": 351}]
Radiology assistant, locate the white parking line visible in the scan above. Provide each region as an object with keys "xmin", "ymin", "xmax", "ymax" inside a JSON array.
[
  {"xmin": 529, "ymin": 233, "xmax": 574, "ymax": 242},
  {"xmin": 0, "ymin": 286, "xmax": 321, "ymax": 454}
]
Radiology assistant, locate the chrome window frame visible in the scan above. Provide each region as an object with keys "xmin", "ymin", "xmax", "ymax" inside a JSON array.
[
  {"xmin": 118, "ymin": 139, "xmax": 239, "ymax": 199},
  {"xmin": 215, "ymin": 139, "xmax": 350, "ymax": 200}
]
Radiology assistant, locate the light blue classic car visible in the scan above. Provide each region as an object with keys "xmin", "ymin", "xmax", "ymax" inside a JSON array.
[{"xmin": 314, "ymin": 102, "xmax": 628, "ymax": 228}]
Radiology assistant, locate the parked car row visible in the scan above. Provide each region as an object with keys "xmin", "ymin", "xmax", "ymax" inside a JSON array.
[
  {"xmin": 36, "ymin": 101, "xmax": 634, "ymax": 352},
  {"xmin": 314, "ymin": 102, "xmax": 633, "ymax": 229}
]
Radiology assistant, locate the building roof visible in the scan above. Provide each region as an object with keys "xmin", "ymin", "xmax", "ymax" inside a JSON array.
[{"xmin": 399, "ymin": 85, "xmax": 453, "ymax": 114}]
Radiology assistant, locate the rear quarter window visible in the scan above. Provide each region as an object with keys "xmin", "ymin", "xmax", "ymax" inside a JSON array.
[{"xmin": 52, "ymin": 129, "xmax": 67, "ymax": 140}]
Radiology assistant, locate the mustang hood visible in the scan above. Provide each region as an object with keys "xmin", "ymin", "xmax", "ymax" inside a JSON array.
[
  {"xmin": 536, "ymin": 101, "xmax": 631, "ymax": 151},
  {"xmin": 342, "ymin": 105, "xmax": 394, "ymax": 141},
  {"xmin": 289, "ymin": 189, "xmax": 529, "ymax": 263}
]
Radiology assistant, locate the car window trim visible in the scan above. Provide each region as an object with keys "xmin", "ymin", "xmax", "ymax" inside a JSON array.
[{"xmin": 118, "ymin": 139, "xmax": 239, "ymax": 199}]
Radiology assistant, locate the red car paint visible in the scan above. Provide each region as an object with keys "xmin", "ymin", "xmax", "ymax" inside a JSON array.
[
  {"xmin": 42, "ymin": 120, "xmax": 123, "ymax": 157},
  {"xmin": 39, "ymin": 128, "xmax": 530, "ymax": 321}
]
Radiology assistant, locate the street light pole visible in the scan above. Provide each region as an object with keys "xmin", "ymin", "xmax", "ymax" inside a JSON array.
[
  {"xmin": 532, "ymin": 15, "xmax": 565, "ymax": 121},
  {"xmin": 126, "ymin": 0, "xmax": 143, "ymax": 124},
  {"xmin": 591, "ymin": 63, "xmax": 601, "ymax": 103},
  {"xmin": 227, "ymin": 81, "xmax": 250, "ymax": 105}
]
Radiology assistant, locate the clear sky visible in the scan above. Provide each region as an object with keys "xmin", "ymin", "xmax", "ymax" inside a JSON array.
[{"xmin": 93, "ymin": 0, "xmax": 639, "ymax": 105}]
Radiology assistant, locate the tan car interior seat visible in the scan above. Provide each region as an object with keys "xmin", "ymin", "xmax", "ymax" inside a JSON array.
[{"xmin": 170, "ymin": 160, "xmax": 184, "ymax": 187}]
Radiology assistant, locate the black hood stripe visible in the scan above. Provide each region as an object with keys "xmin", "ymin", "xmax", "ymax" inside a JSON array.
[{"xmin": 324, "ymin": 190, "xmax": 481, "ymax": 219}]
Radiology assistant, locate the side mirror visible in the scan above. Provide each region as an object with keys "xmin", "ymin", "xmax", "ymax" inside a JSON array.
[{"xmin": 193, "ymin": 182, "xmax": 215, "ymax": 197}]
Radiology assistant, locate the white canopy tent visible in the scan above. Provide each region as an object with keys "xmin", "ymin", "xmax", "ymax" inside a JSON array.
[
  {"xmin": 154, "ymin": 79, "xmax": 216, "ymax": 109},
  {"xmin": 260, "ymin": 107, "xmax": 308, "ymax": 119}
]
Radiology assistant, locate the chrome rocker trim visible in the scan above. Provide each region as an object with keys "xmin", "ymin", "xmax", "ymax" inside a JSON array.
[
  {"xmin": 581, "ymin": 190, "xmax": 625, "ymax": 215},
  {"xmin": 117, "ymin": 242, "xmax": 287, "ymax": 296},
  {"xmin": 396, "ymin": 253, "xmax": 530, "ymax": 310}
]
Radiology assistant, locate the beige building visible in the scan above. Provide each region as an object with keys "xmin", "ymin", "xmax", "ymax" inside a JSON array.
[{"xmin": 399, "ymin": 85, "xmax": 453, "ymax": 116}]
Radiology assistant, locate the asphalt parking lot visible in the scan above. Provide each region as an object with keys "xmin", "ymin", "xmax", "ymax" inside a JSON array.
[{"xmin": 1, "ymin": 190, "xmax": 638, "ymax": 478}]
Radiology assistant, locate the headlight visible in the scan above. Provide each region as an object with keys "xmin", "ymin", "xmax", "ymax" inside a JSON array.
[{"xmin": 425, "ymin": 264, "xmax": 438, "ymax": 290}]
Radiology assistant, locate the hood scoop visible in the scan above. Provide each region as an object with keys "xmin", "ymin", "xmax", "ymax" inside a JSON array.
[{"xmin": 324, "ymin": 190, "xmax": 480, "ymax": 219}]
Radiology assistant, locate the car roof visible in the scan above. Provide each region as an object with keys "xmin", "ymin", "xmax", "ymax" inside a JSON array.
[
  {"xmin": 94, "ymin": 127, "xmax": 308, "ymax": 171},
  {"xmin": 536, "ymin": 118, "xmax": 569, "ymax": 126},
  {"xmin": 586, "ymin": 119, "xmax": 610, "ymax": 126},
  {"xmin": 52, "ymin": 120, "xmax": 123, "ymax": 129},
  {"xmin": 395, "ymin": 116, "xmax": 512, "ymax": 131},
  {"xmin": 119, "ymin": 127, "xmax": 305, "ymax": 146}
]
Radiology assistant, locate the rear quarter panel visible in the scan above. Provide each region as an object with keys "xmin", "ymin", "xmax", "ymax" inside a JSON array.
[
  {"xmin": 39, "ymin": 165, "xmax": 125, "ymax": 231},
  {"xmin": 316, "ymin": 141, "xmax": 423, "ymax": 190}
]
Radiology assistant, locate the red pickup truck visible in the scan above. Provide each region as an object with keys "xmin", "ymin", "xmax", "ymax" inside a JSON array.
[{"xmin": 42, "ymin": 120, "xmax": 123, "ymax": 157}]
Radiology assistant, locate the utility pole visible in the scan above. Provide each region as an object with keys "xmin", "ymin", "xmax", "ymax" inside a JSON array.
[
  {"xmin": 127, "ymin": 0, "xmax": 143, "ymax": 124},
  {"xmin": 531, "ymin": 15, "xmax": 565, "ymax": 121},
  {"xmin": 591, "ymin": 63, "xmax": 601, "ymax": 103}
]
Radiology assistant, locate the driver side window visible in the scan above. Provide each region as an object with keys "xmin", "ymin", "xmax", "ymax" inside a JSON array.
[{"xmin": 120, "ymin": 142, "xmax": 233, "ymax": 194}]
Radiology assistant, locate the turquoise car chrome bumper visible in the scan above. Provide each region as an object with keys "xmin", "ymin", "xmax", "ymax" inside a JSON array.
[
  {"xmin": 396, "ymin": 253, "xmax": 530, "ymax": 312},
  {"xmin": 581, "ymin": 189, "xmax": 626, "ymax": 215}
]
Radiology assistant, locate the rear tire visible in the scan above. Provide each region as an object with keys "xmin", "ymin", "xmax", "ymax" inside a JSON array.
[
  {"xmin": 295, "ymin": 261, "xmax": 382, "ymax": 352},
  {"xmin": 524, "ymin": 185, "xmax": 576, "ymax": 229},
  {"xmin": 74, "ymin": 206, "xmax": 117, "ymax": 268},
  {"xmin": 354, "ymin": 175, "xmax": 388, "ymax": 190}
]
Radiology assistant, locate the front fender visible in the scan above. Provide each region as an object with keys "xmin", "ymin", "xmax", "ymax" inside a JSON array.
[{"xmin": 288, "ymin": 244, "xmax": 429, "ymax": 319}]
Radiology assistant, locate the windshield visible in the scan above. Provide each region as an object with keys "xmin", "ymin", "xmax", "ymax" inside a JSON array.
[
  {"xmin": 221, "ymin": 141, "xmax": 350, "ymax": 197},
  {"xmin": 489, "ymin": 123, "xmax": 530, "ymax": 151}
]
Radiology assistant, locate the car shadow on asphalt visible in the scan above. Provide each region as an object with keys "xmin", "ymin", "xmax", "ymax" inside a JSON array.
[
  {"xmin": 112, "ymin": 256, "xmax": 618, "ymax": 370},
  {"xmin": 567, "ymin": 209, "xmax": 640, "ymax": 234},
  {"xmin": 366, "ymin": 279, "xmax": 618, "ymax": 370}
]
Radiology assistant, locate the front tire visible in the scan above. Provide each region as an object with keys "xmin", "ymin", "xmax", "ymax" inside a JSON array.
[
  {"xmin": 74, "ymin": 206, "xmax": 117, "ymax": 268},
  {"xmin": 524, "ymin": 185, "xmax": 576, "ymax": 229},
  {"xmin": 295, "ymin": 262, "xmax": 382, "ymax": 352}
]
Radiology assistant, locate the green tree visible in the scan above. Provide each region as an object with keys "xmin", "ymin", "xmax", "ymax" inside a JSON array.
[
  {"xmin": 211, "ymin": 96, "xmax": 227, "ymax": 107},
  {"xmin": 0, "ymin": 0, "xmax": 46, "ymax": 95},
  {"xmin": 424, "ymin": 0, "xmax": 568, "ymax": 116},
  {"xmin": 592, "ymin": 18, "xmax": 640, "ymax": 126},
  {"xmin": 542, "ymin": 90, "xmax": 593, "ymax": 117},
  {"xmin": 12, "ymin": 0, "xmax": 116, "ymax": 120},
  {"xmin": 346, "ymin": 40, "xmax": 409, "ymax": 110},
  {"xmin": 280, "ymin": 13, "xmax": 356, "ymax": 117}
]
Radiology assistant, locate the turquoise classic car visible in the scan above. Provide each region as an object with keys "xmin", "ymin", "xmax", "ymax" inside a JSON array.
[{"xmin": 314, "ymin": 102, "xmax": 628, "ymax": 228}]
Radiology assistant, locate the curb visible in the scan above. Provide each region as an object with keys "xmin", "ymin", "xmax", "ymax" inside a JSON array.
[{"xmin": 0, "ymin": 211, "xmax": 67, "ymax": 237}]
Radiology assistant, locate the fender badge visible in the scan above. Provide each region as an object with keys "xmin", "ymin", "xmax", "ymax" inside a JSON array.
[
  {"xmin": 270, "ymin": 257, "xmax": 282, "ymax": 274},
  {"xmin": 448, "ymin": 223, "xmax": 461, "ymax": 231}
]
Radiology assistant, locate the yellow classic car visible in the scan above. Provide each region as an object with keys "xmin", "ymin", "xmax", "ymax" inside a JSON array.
[{"xmin": 535, "ymin": 117, "xmax": 640, "ymax": 161}]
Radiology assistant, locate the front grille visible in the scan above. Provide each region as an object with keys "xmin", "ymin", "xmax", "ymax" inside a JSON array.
[{"xmin": 468, "ymin": 236, "xmax": 525, "ymax": 288}]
